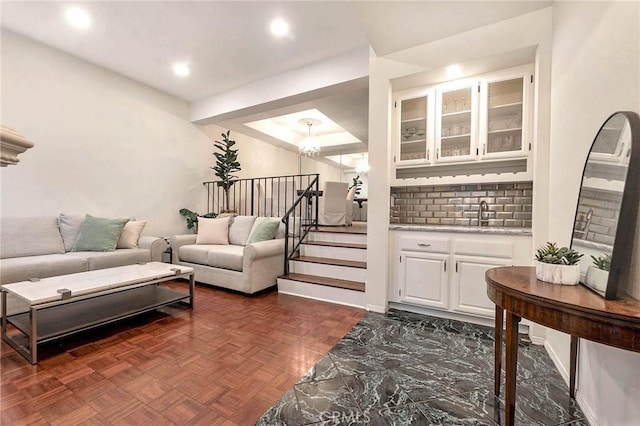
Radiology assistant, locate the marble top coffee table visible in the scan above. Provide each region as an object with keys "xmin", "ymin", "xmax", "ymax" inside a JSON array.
[{"xmin": 1, "ymin": 262, "xmax": 194, "ymax": 364}]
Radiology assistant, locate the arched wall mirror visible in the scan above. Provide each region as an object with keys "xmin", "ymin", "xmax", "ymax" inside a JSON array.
[{"xmin": 571, "ymin": 111, "xmax": 640, "ymax": 299}]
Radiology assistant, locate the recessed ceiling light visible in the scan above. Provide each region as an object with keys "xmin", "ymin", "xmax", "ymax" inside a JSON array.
[
  {"xmin": 270, "ymin": 18, "xmax": 290, "ymax": 38},
  {"xmin": 172, "ymin": 63, "xmax": 190, "ymax": 78},
  {"xmin": 65, "ymin": 7, "xmax": 91, "ymax": 30}
]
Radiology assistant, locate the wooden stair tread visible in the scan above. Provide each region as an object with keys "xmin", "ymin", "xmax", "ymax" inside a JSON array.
[
  {"xmin": 310, "ymin": 225, "xmax": 367, "ymax": 235},
  {"xmin": 279, "ymin": 273, "xmax": 365, "ymax": 292},
  {"xmin": 304, "ymin": 241, "xmax": 367, "ymax": 249},
  {"xmin": 293, "ymin": 256, "xmax": 367, "ymax": 269}
]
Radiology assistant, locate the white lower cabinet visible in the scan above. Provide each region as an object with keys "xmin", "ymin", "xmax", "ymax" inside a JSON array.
[
  {"xmin": 391, "ymin": 230, "xmax": 532, "ymax": 322},
  {"xmin": 399, "ymin": 251, "xmax": 448, "ymax": 309},
  {"xmin": 451, "ymin": 256, "xmax": 511, "ymax": 317}
]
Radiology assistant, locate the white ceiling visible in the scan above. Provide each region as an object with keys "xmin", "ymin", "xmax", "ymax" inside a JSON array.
[{"xmin": 0, "ymin": 1, "xmax": 551, "ymax": 161}]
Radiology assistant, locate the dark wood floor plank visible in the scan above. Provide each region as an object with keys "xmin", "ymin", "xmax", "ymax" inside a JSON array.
[{"xmin": 1, "ymin": 282, "xmax": 364, "ymax": 425}]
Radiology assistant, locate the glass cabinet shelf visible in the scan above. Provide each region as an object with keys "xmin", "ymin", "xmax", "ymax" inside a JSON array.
[
  {"xmin": 399, "ymin": 95, "xmax": 429, "ymax": 162},
  {"xmin": 440, "ymin": 100, "xmax": 473, "ymax": 163},
  {"xmin": 442, "ymin": 109, "xmax": 472, "ymax": 117},
  {"xmin": 484, "ymin": 77, "xmax": 525, "ymax": 156}
]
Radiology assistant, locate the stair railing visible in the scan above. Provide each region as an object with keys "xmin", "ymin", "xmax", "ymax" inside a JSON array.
[
  {"xmin": 281, "ymin": 174, "xmax": 320, "ymax": 275},
  {"xmin": 203, "ymin": 174, "xmax": 318, "ymax": 217}
]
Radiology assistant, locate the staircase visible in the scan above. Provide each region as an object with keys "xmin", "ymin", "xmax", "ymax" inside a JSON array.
[{"xmin": 277, "ymin": 224, "xmax": 367, "ymax": 308}]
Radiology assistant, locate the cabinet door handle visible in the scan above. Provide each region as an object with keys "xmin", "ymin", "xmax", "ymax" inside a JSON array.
[
  {"xmin": 436, "ymin": 148, "xmax": 440, "ymax": 159},
  {"xmin": 427, "ymin": 149, "xmax": 430, "ymax": 161},
  {"xmin": 417, "ymin": 243, "xmax": 431, "ymax": 247},
  {"xmin": 444, "ymin": 260, "xmax": 447, "ymax": 272},
  {"xmin": 455, "ymin": 261, "xmax": 458, "ymax": 272}
]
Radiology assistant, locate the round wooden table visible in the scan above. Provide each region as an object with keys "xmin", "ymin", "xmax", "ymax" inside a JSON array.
[{"xmin": 485, "ymin": 266, "xmax": 640, "ymax": 426}]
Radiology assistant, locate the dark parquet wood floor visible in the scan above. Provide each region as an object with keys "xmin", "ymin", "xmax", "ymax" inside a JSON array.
[{"xmin": 0, "ymin": 281, "xmax": 365, "ymax": 425}]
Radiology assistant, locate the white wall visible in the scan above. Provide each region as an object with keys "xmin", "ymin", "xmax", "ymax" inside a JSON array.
[
  {"xmin": 0, "ymin": 30, "xmax": 214, "ymax": 236},
  {"xmin": 0, "ymin": 31, "xmax": 338, "ymax": 237},
  {"xmin": 202, "ymin": 124, "xmax": 341, "ymax": 186},
  {"xmin": 546, "ymin": 2, "xmax": 640, "ymax": 424}
]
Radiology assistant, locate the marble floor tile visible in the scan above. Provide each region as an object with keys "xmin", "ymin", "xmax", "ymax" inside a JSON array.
[
  {"xmin": 294, "ymin": 377, "xmax": 362, "ymax": 424},
  {"xmin": 417, "ymin": 389, "xmax": 499, "ymax": 425},
  {"xmin": 297, "ymin": 354, "xmax": 341, "ymax": 383},
  {"xmin": 342, "ymin": 371, "xmax": 413, "ymax": 413},
  {"xmin": 512, "ymin": 375, "xmax": 585, "ymax": 425},
  {"xmin": 256, "ymin": 310, "xmax": 588, "ymax": 426}
]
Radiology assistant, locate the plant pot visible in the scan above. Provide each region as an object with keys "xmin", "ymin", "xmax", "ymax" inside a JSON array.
[
  {"xmin": 535, "ymin": 261, "xmax": 580, "ymax": 285},
  {"xmin": 585, "ymin": 266, "xmax": 609, "ymax": 292}
]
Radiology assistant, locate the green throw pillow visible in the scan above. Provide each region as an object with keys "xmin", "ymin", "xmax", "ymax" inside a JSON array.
[
  {"xmin": 248, "ymin": 220, "xmax": 280, "ymax": 243},
  {"xmin": 71, "ymin": 215, "xmax": 129, "ymax": 252}
]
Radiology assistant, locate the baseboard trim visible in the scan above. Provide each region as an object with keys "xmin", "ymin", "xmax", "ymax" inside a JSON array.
[
  {"xmin": 543, "ymin": 340, "xmax": 570, "ymax": 385},
  {"xmin": 366, "ymin": 304, "xmax": 386, "ymax": 313},
  {"xmin": 575, "ymin": 392, "xmax": 597, "ymax": 426}
]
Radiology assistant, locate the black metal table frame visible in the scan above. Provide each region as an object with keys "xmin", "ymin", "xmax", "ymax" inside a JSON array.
[{"xmin": 1, "ymin": 270, "xmax": 194, "ymax": 364}]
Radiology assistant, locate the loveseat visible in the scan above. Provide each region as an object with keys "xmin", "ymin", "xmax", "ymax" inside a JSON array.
[
  {"xmin": 170, "ymin": 215, "xmax": 285, "ymax": 294},
  {"xmin": 0, "ymin": 215, "xmax": 168, "ymax": 285}
]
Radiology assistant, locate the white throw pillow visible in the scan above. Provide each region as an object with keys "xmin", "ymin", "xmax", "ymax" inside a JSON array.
[
  {"xmin": 196, "ymin": 216, "xmax": 230, "ymax": 245},
  {"xmin": 117, "ymin": 220, "xmax": 147, "ymax": 249},
  {"xmin": 228, "ymin": 216, "xmax": 257, "ymax": 246}
]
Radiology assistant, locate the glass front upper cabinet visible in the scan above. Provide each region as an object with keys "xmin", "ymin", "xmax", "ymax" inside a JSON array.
[
  {"xmin": 399, "ymin": 95, "xmax": 429, "ymax": 163},
  {"xmin": 435, "ymin": 83, "xmax": 478, "ymax": 162},
  {"xmin": 481, "ymin": 77, "xmax": 526, "ymax": 158}
]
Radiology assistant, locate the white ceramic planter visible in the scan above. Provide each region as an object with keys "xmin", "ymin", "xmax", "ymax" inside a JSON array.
[
  {"xmin": 585, "ymin": 266, "xmax": 609, "ymax": 292},
  {"xmin": 535, "ymin": 261, "xmax": 580, "ymax": 285}
]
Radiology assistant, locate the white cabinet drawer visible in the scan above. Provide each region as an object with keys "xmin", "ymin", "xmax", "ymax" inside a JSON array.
[
  {"xmin": 398, "ymin": 235, "xmax": 450, "ymax": 253},
  {"xmin": 454, "ymin": 239, "xmax": 513, "ymax": 258}
]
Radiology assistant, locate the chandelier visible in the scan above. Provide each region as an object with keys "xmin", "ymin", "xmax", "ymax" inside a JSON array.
[
  {"xmin": 356, "ymin": 153, "xmax": 370, "ymax": 175},
  {"xmin": 298, "ymin": 118, "xmax": 321, "ymax": 157}
]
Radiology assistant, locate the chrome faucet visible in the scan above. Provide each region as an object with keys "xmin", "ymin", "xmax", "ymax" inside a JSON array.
[{"xmin": 478, "ymin": 201, "xmax": 489, "ymax": 227}]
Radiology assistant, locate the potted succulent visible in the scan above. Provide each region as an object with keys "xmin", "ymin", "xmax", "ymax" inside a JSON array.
[
  {"xmin": 585, "ymin": 254, "xmax": 611, "ymax": 292},
  {"xmin": 535, "ymin": 242, "xmax": 583, "ymax": 285},
  {"xmin": 212, "ymin": 130, "xmax": 241, "ymax": 213}
]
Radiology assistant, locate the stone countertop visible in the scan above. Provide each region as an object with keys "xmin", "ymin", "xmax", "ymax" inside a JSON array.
[{"xmin": 389, "ymin": 224, "xmax": 533, "ymax": 236}]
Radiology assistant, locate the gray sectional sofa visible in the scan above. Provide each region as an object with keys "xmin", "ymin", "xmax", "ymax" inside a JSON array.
[
  {"xmin": 170, "ymin": 216, "xmax": 286, "ymax": 294},
  {"xmin": 0, "ymin": 216, "xmax": 168, "ymax": 285}
]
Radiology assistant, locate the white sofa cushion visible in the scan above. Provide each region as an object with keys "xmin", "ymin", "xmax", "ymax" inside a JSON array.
[
  {"xmin": 59, "ymin": 213, "xmax": 85, "ymax": 252},
  {"xmin": 179, "ymin": 244, "xmax": 245, "ymax": 272},
  {"xmin": 196, "ymin": 217, "xmax": 230, "ymax": 245},
  {"xmin": 0, "ymin": 254, "xmax": 88, "ymax": 284},
  {"xmin": 206, "ymin": 245, "xmax": 245, "ymax": 271},
  {"xmin": 66, "ymin": 249, "xmax": 150, "ymax": 270},
  {"xmin": 179, "ymin": 244, "xmax": 217, "ymax": 266},
  {"xmin": 0, "ymin": 217, "xmax": 65, "ymax": 259},
  {"xmin": 228, "ymin": 215, "xmax": 257, "ymax": 246},
  {"xmin": 117, "ymin": 220, "xmax": 147, "ymax": 249}
]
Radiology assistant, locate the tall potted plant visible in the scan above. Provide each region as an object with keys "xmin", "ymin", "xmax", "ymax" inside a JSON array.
[
  {"xmin": 212, "ymin": 130, "xmax": 241, "ymax": 212},
  {"xmin": 349, "ymin": 175, "xmax": 362, "ymax": 197}
]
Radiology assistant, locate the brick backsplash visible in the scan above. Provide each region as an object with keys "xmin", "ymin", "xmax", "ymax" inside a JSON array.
[
  {"xmin": 573, "ymin": 188, "xmax": 621, "ymax": 246},
  {"xmin": 390, "ymin": 182, "xmax": 533, "ymax": 228}
]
